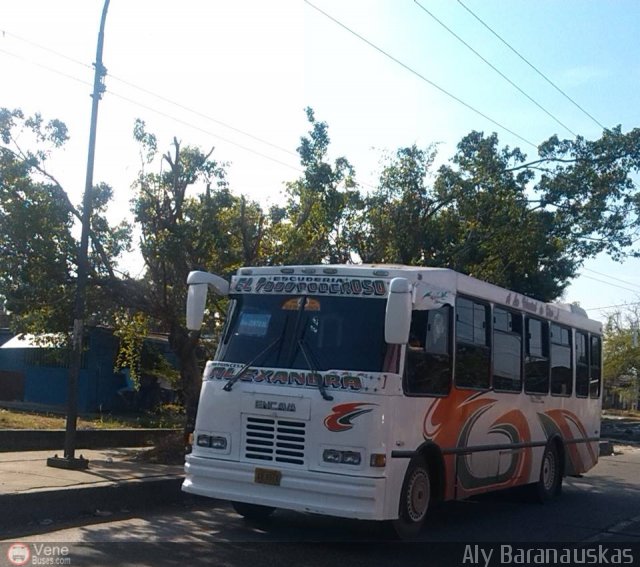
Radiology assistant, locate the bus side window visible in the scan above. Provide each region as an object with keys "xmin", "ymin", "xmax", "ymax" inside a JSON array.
[
  {"xmin": 455, "ymin": 298, "xmax": 490, "ymax": 390},
  {"xmin": 590, "ymin": 335, "xmax": 602, "ymax": 398},
  {"xmin": 425, "ymin": 308, "xmax": 449, "ymax": 356},
  {"xmin": 524, "ymin": 317, "xmax": 549, "ymax": 394},
  {"xmin": 404, "ymin": 306, "xmax": 452, "ymax": 396},
  {"xmin": 550, "ymin": 324, "xmax": 572, "ymax": 396},
  {"xmin": 493, "ymin": 308, "xmax": 522, "ymax": 392},
  {"xmin": 575, "ymin": 331, "xmax": 589, "ymax": 397}
]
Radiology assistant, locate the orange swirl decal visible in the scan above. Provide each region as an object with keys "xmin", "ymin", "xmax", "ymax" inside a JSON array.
[
  {"xmin": 489, "ymin": 409, "xmax": 533, "ymax": 485},
  {"xmin": 324, "ymin": 402, "xmax": 376, "ymax": 432},
  {"xmin": 538, "ymin": 409, "xmax": 597, "ymax": 473}
]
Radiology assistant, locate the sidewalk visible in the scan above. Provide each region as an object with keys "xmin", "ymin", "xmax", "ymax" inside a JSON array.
[{"xmin": 0, "ymin": 448, "xmax": 185, "ymax": 535}]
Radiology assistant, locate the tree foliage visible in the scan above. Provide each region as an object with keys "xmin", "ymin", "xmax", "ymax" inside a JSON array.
[
  {"xmin": 357, "ymin": 128, "xmax": 640, "ymax": 301},
  {"xmin": 0, "ymin": 108, "xmax": 130, "ymax": 335},
  {"xmin": 0, "ymin": 108, "xmax": 272, "ymax": 432},
  {"xmin": 355, "ymin": 144, "xmax": 440, "ymax": 265},
  {"xmin": 272, "ymin": 107, "xmax": 361, "ymax": 264},
  {"xmin": 431, "ymin": 133, "xmax": 577, "ymax": 300},
  {"xmin": 603, "ymin": 308, "xmax": 640, "ymax": 408},
  {"xmin": 125, "ymin": 119, "xmax": 270, "ymax": 427},
  {"xmin": 112, "ymin": 310, "xmax": 149, "ymax": 386},
  {"xmin": 536, "ymin": 126, "xmax": 640, "ymax": 260}
]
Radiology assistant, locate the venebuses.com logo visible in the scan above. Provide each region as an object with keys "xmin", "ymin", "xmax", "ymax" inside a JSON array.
[
  {"xmin": 7, "ymin": 544, "xmax": 30, "ymax": 566},
  {"xmin": 6, "ymin": 543, "xmax": 71, "ymax": 566}
]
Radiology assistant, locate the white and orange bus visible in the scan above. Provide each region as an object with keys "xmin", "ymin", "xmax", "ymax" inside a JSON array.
[{"xmin": 182, "ymin": 265, "xmax": 602, "ymax": 538}]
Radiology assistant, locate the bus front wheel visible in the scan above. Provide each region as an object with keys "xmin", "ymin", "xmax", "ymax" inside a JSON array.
[
  {"xmin": 232, "ymin": 501, "xmax": 275, "ymax": 521},
  {"xmin": 392, "ymin": 457, "xmax": 431, "ymax": 540}
]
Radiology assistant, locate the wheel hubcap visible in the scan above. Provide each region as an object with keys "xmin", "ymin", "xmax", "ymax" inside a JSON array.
[{"xmin": 406, "ymin": 469, "xmax": 429, "ymax": 522}]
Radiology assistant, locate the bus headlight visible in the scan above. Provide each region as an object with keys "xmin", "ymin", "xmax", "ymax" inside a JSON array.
[
  {"xmin": 196, "ymin": 434, "xmax": 228, "ymax": 450},
  {"xmin": 196, "ymin": 434, "xmax": 211, "ymax": 447},
  {"xmin": 322, "ymin": 449, "xmax": 342, "ymax": 463},
  {"xmin": 322, "ymin": 449, "xmax": 361, "ymax": 466},
  {"xmin": 341, "ymin": 451, "xmax": 361, "ymax": 465},
  {"xmin": 210, "ymin": 436, "xmax": 228, "ymax": 450}
]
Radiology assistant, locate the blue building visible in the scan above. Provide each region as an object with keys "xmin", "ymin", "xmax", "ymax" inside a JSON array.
[{"xmin": 0, "ymin": 328, "xmax": 139, "ymax": 412}]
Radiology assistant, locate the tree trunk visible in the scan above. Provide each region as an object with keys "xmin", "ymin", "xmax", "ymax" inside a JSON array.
[
  {"xmin": 180, "ymin": 347, "xmax": 202, "ymax": 445},
  {"xmin": 169, "ymin": 325, "xmax": 202, "ymax": 446}
]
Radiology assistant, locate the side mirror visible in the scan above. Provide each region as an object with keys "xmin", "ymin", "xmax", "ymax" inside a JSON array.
[
  {"xmin": 187, "ymin": 284, "xmax": 208, "ymax": 331},
  {"xmin": 385, "ymin": 277, "xmax": 412, "ymax": 344},
  {"xmin": 186, "ymin": 271, "xmax": 230, "ymax": 331}
]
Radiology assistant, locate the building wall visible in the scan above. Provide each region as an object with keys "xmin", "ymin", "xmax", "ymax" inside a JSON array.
[
  {"xmin": 0, "ymin": 344, "xmax": 26, "ymax": 402},
  {"xmin": 0, "ymin": 328, "xmax": 127, "ymax": 412}
]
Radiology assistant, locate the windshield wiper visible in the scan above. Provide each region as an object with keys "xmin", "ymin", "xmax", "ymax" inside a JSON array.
[
  {"xmin": 298, "ymin": 338, "xmax": 333, "ymax": 401},
  {"xmin": 223, "ymin": 336, "xmax": 282, "ymax": 392}
]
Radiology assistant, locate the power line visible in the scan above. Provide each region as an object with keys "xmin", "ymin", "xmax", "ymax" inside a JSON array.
[
  {"xmin": 106, "ymin": 90, "xmax": 303, "ymax": 173},
  {"xmin": 108, "ymin": 74, "xmax": 298, "ymax": 158},
  {"xmin": 303, "ymin": 0, "xmax": 538, "ymax": 149},
  {"xmin": 0, "ymin": 47, "xmax": 92, "ymax": 89},
  {"xmin": 456, "ymin": 0, "xmax": 607, "ymax": 131},
  {"xmin": 414, "ymin": 0, "xmax": 577, "ymax": 137},
  {"xmin": 1, "ymin": 29, "xmax": 297, "ymax": 158},
  {"xmin": 0, "ymin": 33, "xmax": 380, "ymax": 193},
  {"xmin": 582, "ymin": 267, "xmax": 640, "ymax": 291},
  {"xmin": 583, "ymin": 301, "xmax": 640, "ymax": 311},
  {"xmin": 0, "ymin": 46, "xmax": 303, "ymax": 174},
  {"xmin": 107, "ymin": 80, "xmax": 382, "ymax": 190},
  {"xmin": 580, "ymin": 274, "xmax": 640, "ymax": 295},
  {"xmin": 1, "ymin": 29, "xmax": 90, "ymax": 69}
]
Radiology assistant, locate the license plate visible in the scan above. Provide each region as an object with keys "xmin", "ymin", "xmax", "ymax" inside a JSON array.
[{"xmin": 254, "ymin": 467, "xmax": 281, "ymax": 486}]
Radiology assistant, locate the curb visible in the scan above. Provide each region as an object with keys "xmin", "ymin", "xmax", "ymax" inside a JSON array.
[
  {"xmin": 599, "ymin": 437, "xmax": 640, "ymax": 456},
  {"xmin": 0, "ymin": 429, "xmax": 181, "ymax": 452},
  {"xmin": 0, "ymin": 476, "xmax": 185, "ymax": 533},
  {"xmin": 599, "ymin": 439, "xmax": 614, "ymax": 456}
]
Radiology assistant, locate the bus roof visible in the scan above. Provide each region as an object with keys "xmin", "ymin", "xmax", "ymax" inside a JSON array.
[{"xmin": 234, "ymin": 264, "xmax": 602, "ymax": 334}]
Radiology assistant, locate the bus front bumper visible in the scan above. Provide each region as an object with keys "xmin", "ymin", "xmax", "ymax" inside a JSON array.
[{"xmin": 183, "ymin": 454, "xmax": 389, "ymax": 520}]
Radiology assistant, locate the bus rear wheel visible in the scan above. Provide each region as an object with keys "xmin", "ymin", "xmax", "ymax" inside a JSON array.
[
  {"xmin": 232, "ymin": 501, "xmax": 275, "ymax": 521},
  {"xmin": 392, "ymin": 457, "xmax": 431, "ymax": 540},
  {"xmin": 532, "ymin": 443, "xmax": 562, "ymax": 503}
]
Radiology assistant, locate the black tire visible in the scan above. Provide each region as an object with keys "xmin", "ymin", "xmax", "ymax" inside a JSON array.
[
  {"xmin": 532, "ymin": 443, "xmax": 562, "ymax": 503},
  {"xmin": 232, "ymin": 501, "xmax": 275, "ymax": 521},
  {"xmin": 392, "ymin": 457, "xmax": 431, "ymax": 540}
]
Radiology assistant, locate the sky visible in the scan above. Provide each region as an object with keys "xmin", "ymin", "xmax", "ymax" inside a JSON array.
[{"xmin": 1, "ymin": 0, "xmax": 640, "ymax": 323}]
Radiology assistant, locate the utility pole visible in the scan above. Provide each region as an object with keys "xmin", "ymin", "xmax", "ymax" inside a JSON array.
[{"xmin": 48, "ymin": 0, "xmax": 110, "ymax": 470}]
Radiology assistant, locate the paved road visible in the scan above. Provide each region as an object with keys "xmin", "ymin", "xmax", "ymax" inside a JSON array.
[{"xmin": 2, "ymin": 446, "xmax": 639, "ymax": 566}]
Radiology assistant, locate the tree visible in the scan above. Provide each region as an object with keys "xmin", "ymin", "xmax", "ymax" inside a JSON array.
[
  {"xmin": 431, "ymin": 132, "xmax": 578, "ymax": 300},
  {"xmin": 534, "ymin": 126, "xmax": 640, "ymax": 261},
  {"xmin": 359, "ymin": 128, "xmax": 640, "ymax": 302},
  {"xmin": 355, "ymin": 144, "xmax": 440, "ymax": 264},
  {"xmin": 0, "ymin": 110, "xmax": 269, "ymax": 435},
  {"xmin": 0, "ymin": 108, "xmax": 130, "ymax": 338},
  {"xmin": 358, "ymin": 135, "xmax": 576, "ymax": 300},
  {"xmin": 273, "ymin": 107, "xmax": 362, "ymax": 264},
  {"xmin": 128, "ymin": 119, "xmax": 270, "ymax": 430},
  {"xmin": 603, "ymin": 308, "xmax": 640, "ymax": 410}
]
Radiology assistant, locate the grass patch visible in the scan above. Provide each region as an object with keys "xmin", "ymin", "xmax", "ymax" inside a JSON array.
[{"xmin": 0, "ymin": 404, "xmax": 185, "ymax": 430}]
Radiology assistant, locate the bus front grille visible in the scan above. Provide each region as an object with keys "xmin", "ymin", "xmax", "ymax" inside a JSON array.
[{"xmin": 244, "ymin": 416, "xmax": 306, "ymax": 465}]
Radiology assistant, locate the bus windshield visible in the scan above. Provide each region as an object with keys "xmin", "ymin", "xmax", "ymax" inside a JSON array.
[{"xmin": 217, "ymin": 294, "xmax": 388, "ymax": 373}]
